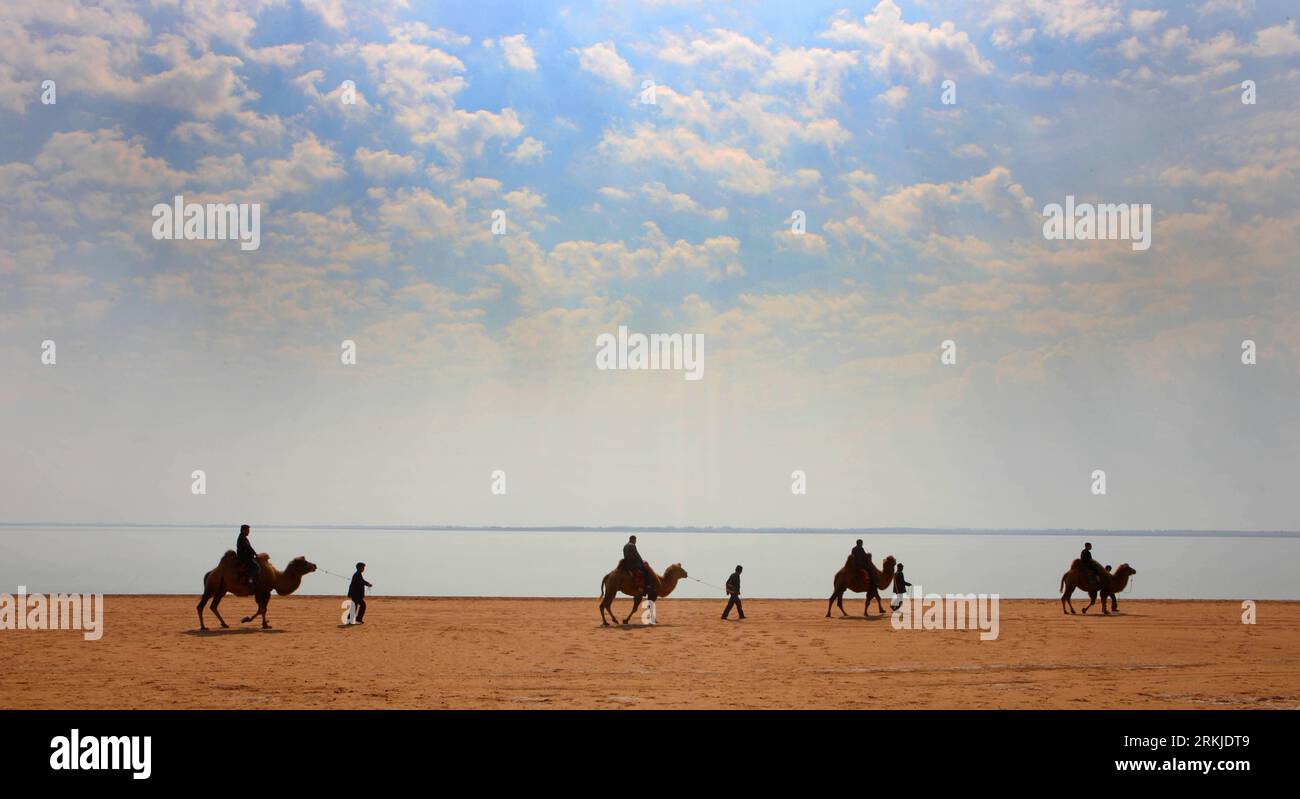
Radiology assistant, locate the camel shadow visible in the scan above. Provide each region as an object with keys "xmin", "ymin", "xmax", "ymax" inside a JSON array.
[
  {"xmin": 602, "ymin": 623, "xmax": 675, "ymax": 631},
  {"xmin": 185, "ymin": 628, "xmax": 287, "ymax": 636},
  {"xmin": 834, "ymin": 615, "xmax": 889, "ymax": 622}
]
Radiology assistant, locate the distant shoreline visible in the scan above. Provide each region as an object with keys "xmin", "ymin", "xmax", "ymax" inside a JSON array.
[{"xmin": 1, "ymin": 522, "xmax": 1297, "ymax": 538}]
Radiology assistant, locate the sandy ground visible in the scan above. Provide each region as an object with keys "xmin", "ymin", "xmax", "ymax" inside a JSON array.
[{"xmin": 1, "ymin": 596, "xmax": 1297, "ymax": 709}]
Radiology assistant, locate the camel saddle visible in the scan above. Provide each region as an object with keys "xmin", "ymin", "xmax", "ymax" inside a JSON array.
[{"xmin": 617, "ymin": 558, "xmax": 653, "ymax": 594}]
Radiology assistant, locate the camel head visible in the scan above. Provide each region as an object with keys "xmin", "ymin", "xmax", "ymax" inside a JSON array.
[
  {"xmin": 285, "ymin": 556, "xmax": 317, "ymax": 576},
  {"xmin": 1115, "ymin": 563, "xmax": 1136, "ymax": 578},
  {"xmin": 664, "ymin": 563, "xmax": 687, "ymax": 580},
  {"xmin": 881, "ymin": 555, "xmax": 896, "ymax": 572}
]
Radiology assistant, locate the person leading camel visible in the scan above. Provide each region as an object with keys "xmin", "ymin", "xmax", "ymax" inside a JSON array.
[
  {"xmin": 348, "ymin": 562, "xmax": 372, "ymax": 624},
  {"xmin": 891, "ymin": 562, "xmax": 912, "ymax": 611},
  {"xmin": 236, "ymin": 524, "xmax": 259, "ymax": 586},
  {"xmin": 722, "ymin": 565, "xmax": 745, "ymax": 620},
  {"xmin": 623, "ymin": 535, "xmax": 656, "ymax": 601}
]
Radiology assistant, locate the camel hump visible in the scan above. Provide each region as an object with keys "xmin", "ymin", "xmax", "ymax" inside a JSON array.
[{"xmin": 1069, "ymin": 558, "xmax": 1082, "ymax": 569}]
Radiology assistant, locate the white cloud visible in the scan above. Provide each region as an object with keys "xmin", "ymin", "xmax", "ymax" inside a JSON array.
[
  {"xmin": 877, "ymin": 84, "xmax": 909, "ymax": 108},
  {"xmin": 638, "ymin": 181, "xmax": 728, "ymax": 220},
  {"xmin": 654, "ymin": 29, "xmax": 770, "ymax": 71},
  {"xmin": 354, "ymin": 147, "xmax": 421, "ymax": 181},
  {"xmin": 598, "ymin": 124, "xmax": 783, "ymax": 195},
  {"xmin": 573, "ymin": 41, "xmax": 635, "ymax": 88},
  {"xmin": 762, "ymin": 47, "xmax": 860, "ymax": 114},
  {"xmin": 821, "ymin": 1, "xmax": 991, "ymax": 82},
  {"xmin": 488, "ymin": 33, "xmax": 538, "ymax": 71},
  {"xmin": 987, "ymin": 0, "xmax": 1123, "ymax": 43},
  {"xmin": 1128, "ymin": 9, "xmax": 1167, "ymax": 32},
  {"xmin": 508, "ymin": 136, "xmax": 546, "ymax": 164},
  {"xmin": 302, "ymin": 0, "xmax": 346, "ymax": 31}
]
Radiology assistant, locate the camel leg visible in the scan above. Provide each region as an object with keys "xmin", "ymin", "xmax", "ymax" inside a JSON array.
[
  {"xmin": 209, "ymin": 592, "xmax": 230, "ymax": 628},
  {"xmin": 872, "ymin": 590, "xmax": 886, "ymax": 615},
  {"xmin": 600, "ymin": 592, "xmax": 616, "ymax": 626},
  {"xmin": 1081, "ymin": 591, "xmax": 1096, "ymax": 614},
  {"xmin": 623, "ymin": 595, "xmax": 643, "ymax": 625},
  {"xmin": 1062, "ymin": 586, "xmax": 1075, "ymax": 614},
  {"xmin": 837, "ymin": 592, "xmax": 848, "ymax": 617},
  {"xmin": 258, "ymin": 595, "xmax": 272, "ymax": 628},
  {"xmin": 864, "ymin": 594, "xmax": 872, "ymax": 617},
  {"xmin": 241, "ymin": 594, "xmax": 271, "ymax": 627},
  {"xmin": 1101, "ymin": 592, "xmax": 1111, "ymax": 616},
  {"xmin": 197, "ymin": 592, "xmax": 209, "ymax": 630}
]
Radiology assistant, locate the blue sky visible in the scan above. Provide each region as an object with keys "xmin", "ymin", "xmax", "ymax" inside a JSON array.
[{"xmin": 1, "ymin": 0, "xmax": 1298, "ymax": 530}]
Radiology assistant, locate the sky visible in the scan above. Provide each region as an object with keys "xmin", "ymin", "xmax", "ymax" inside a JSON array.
[{"xmin": 0, "ymin": 0, "xmax": 1297, "ymax": 531}]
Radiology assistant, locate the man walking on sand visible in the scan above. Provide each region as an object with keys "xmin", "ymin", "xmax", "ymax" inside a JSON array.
[
  {"xmin": 891, "ymin": 563, "xmax": 912, "ymax": 612},
  {"xmin": 348, "ymin": 562, "xmax": 372, "ymax": 624},
  {"xmin": 721, "ymin": 565, "xmax": 745, "ymax": 620}
]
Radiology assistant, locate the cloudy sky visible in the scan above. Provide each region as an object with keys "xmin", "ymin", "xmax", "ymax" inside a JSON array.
[{"xmin": 0, "ymin": 0, "xmax": 1297, "ymax": 530}]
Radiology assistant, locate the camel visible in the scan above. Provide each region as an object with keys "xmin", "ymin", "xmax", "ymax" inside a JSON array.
[
  {"xmin": 196, "ymin": 550, "xmax": 317, "ymax": 630},
  {"xmin": 1060, "ymin": 561, "xmax": 1136, "ymax": 615},
  {"xmin": 826, "ymin": 554, "xmax": 897, "ymax": 618},
  {"xmin": 598, "ymin": 561, "xmax": 687, "ymax": 626}
]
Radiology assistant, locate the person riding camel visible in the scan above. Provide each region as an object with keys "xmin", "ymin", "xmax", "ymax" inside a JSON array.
[
  {"xmin": 623, "ymin": 535, "xmax": 657, "ymax": 602},
  {"xmin": 1080, "ymin": 542, "xmax": 1106, "ymax": 583},
  {"xmin": 851, "ymin": 539, "xmax": 873, "ymax": 586},
  {"xmin": 236, "ymin": 524, "xmax": 260, "ymax": 587}
]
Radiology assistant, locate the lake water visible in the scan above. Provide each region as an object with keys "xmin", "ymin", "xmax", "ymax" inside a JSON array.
[{"xmin": 0, "ymin": 526, "xmax": 1296, "ymax": 600}]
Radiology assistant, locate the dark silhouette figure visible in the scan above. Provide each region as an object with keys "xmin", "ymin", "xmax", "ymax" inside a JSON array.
[
  {"xmin": 348, "ymin": 562, "xmax": 372, "ymax": 623},
  {"xmin": 235, "ymin": 524, "xmax": 259, "ymax": 586},
  {"xmin": 722, "ymin": 565, "xmax": 745, "ymax": 620},
  {"xmin": 623, "ymin": 535, "xmax": 656, "ymax": 601}
]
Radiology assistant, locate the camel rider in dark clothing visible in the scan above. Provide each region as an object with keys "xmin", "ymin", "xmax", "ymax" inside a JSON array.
[
  {"xmin": 851, "ymin": 539, "xmax": 872, "ymax": 585},
  {"xmin": 623, "ymin": 535, "xmax": 656, "ymax": 601},
  {"xmin": 1080, "ymin": 542, "xmax": 1106, "ymax": 583},
  {"xmin": 236, "ymin": 524, "xmax": 260, "ymax": 587}
]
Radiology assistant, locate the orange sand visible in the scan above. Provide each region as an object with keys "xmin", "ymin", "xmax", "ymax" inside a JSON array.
[{"xmin": 1, "ymin": 596, "xmax": 1297, "ymax": 709}]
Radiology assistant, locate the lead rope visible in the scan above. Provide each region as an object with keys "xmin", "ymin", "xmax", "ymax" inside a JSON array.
[
  {"xmin": 317, "ymin": 567, "xmax": 370, "ymax": 595},
  {"xmin": 688, "ymin": 576, "xmax": 729, "ymax": 592}
]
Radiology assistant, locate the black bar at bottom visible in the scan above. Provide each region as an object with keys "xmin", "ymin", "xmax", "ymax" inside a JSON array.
[{"xmin": 3, "ymin": 709, "xmax": 1283, "ymax": 785}]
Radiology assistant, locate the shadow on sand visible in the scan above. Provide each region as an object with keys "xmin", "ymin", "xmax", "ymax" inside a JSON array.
[{"xmin": 185, "ymin": 627, "xmax": 287, "ymax": 637}]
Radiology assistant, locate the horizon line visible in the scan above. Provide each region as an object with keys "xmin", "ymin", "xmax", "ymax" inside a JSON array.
[{"xmin": 1, "ymin": 522, "xmax": 1297, "ymax": 538}]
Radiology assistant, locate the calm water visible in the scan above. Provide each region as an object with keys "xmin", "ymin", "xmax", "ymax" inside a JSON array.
[{"xmin": 0, "ymin": 527, "xmax": 1296, "ymax": 600}]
